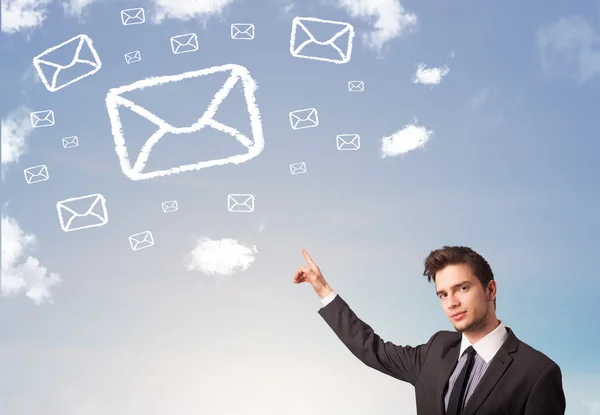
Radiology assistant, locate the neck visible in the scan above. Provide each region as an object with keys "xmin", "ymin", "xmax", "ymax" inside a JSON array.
[{"xmin": 464, "ymin": 315, "xmax": 500, "ymax": 344}]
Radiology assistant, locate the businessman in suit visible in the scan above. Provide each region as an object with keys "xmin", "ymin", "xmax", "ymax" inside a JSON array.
[{"xmin": 293, "ymin": 246, "xmax": 566, "ymax": 415}]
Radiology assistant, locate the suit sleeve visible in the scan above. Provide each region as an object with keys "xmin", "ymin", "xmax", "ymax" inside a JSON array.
[
  {"xmin": 318, "ymin": 293, "xmax": 438, "ymax": 385},
  {"xmin": 524, "ymin": 362, "xmax": 566, "ymax": 415}
]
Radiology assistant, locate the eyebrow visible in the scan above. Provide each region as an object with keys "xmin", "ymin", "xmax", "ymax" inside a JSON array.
[{"xmin": 436, "ymin": 280, "xmax": 471, "ymax": 296}]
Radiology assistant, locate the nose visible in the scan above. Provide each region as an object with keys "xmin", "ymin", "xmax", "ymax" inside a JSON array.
[{"xmin": 446, "ymin": 293, "xmax": 460, "ymax": 309}]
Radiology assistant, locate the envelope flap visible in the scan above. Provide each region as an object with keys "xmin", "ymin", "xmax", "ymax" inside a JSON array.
[
  {"xmin": 35, "ymin": 35, "xmax": 94, "ymax": 69},
  {"xmin": 290, "ymin": 109, "xmax": 315, "ymax": 122},
  {"xmin": 59, "ymin": 194, "xmax": 102, "ymax": 217},
  {"xmin": 295, "ymin": 18, "xmax": 352, "ymax": 44},
  {"xmin": 233, "ymin": 24, "xmax": 253, "ymax": 33},
  {"xmin": 172, "ymin": 33, "xmax": 196, "ymax": 46}
]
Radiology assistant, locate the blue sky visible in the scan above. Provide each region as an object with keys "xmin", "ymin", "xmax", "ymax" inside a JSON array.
[{"xmin": 1, "ymin": 0, "xmax": 600, "ymax": 414}]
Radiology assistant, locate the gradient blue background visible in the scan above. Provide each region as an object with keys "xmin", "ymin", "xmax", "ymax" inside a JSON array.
[{"xmin": 2, "ymin": 0, "xmax": 599, "ymax": 414}]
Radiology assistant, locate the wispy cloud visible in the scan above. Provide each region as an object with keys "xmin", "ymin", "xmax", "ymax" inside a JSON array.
[
  {"xmin": 151, "ymin": 0, "xmax": 235, "ymax": 23},
  {"xmin": 335, "ymin": 0, "xmax": 417, "ymax": 51},
  {"xmin": 380, "ymin": 123, "xmax": 433, "ymax": 158},
  {"xmin": 62, "ymin": 0, "xmax": 97, "ymax": 17},
  {"xmin": 469, "ymin": 87, "xmax": 490, "ymax": 110},
  {"xmin": 1, "ymin": 0, "xmax": 52, "ymax": 34},
  {"xmin": 1, "ymin": 106, "xmax": 33, "ymax": 177},
  {"xmin": 537, "ymin": 16, "xmax": 600, "ymax": 83},
  {"xmin": 185, "ymin": 237, "xmax": 258, "ymax": 276},
  {"xmin": 413, "ymin": 63, "xmax": 449, "ymax": 86},
  {"xmin": 1, "ymin": 215, "xmax": 61, "ymax": 305}
]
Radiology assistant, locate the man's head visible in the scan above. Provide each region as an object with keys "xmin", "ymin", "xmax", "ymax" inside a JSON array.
[{"xmin": 423, "ymin": 246, "xmax": 497, "ymax": 335}]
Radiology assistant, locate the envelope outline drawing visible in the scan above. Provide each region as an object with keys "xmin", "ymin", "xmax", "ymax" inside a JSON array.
[
  {"xmin": 32, "ymin": 34, "xmax": 102, "ymax": 92},
  {"xmin": 290, "ymin": 162, "xmax": 306, "ymax": 175},
  {"xmin": 56, "ymin": 193, "xmax": 108, "ymax": 232},
  {"xmin": 129, "ymin": 231, "xmax": 154, "ymax": 251},
  {"xmin": 62, "ymin": 136, "xmax": 79, "ymax": 148},
  {"xmin": 336, "ymin": 134, "xmax": 360, "ymax": 150},
  {"xmin": 170, "ymin": 33, "xmax": 199, "ymax": 54},
  {"xmin": 348, "ymin": 81, "xmax": 364, "ymax": 91},
  {"xmin": 121, "ymin": 8, "xmax": 145, "ymax": 25},
  {"xmin": 290, "ymin": 16, "xmax": 355, "ymax": 64},
  {"xmin": 231, "ymin": 23, "xmax": 255, "ymax": 39},
  {"xmin": 30, "ymin": 110, "xmax": 55, "ymax": 128},
  {"xmin": 124, "ymin": 51, "xmax": 141, "ymax": 64},
  {"xmin": 24, "ymin": 165, "xmax": 49, "ymax": 184},
  {"xmin": 161, "ymin": 200, "xmax": 178, "ymax": 213},
  {"xmin": 105, "ymin": 64, "xmax": 265, "ymax": 181},
  {"xmin": 228, "ymin": 194, "xmax": 255, "ymax": 212},
  {"xmin": 289, "ymin": 108, "xmax": 319, "ymax": 130}
]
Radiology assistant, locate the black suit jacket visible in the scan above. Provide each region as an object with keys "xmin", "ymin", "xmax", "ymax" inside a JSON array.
[{"xmin": 318, "ymin": 294, "xmax": 566, "ymax": 415}]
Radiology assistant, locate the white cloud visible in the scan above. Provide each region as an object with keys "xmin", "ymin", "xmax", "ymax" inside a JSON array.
[
  {"xmin": 2, "ymin": 106, "xmax": 32, "ymax": 167},
  {"xmin": 186, "ymin": 237, "xmax": 257, "ymax": 276},
  {"xmin": 1, "ymin": 215, "xmax": 61, "ymax": 305},
  {"xmin": 536, "ymin": 16, "xmax": 600, "ymax": 83},
  {"xmin": 335, "ymin": 0, "xmax": 417, "ymax": 51},
  {"xmin": 380, "ymin": 123, "xmax": 433, "ymax": 158},
  {"xmin": 469, "ymin": 87, "xmax": 489, "ymax": 109},
  {"xmin": 62, "ymin": 0, "xmax": 97, "ymax": 17},
  {"xmin": 413, "ymin": 63, "xmax": 449, "ymax": 86},
  {"xmin": 151, "ymin": 0, "xmax": 235, "ymax": 23},
  {"xmin": 1, "ymin": 0, "xmax": 52, "ymax": 34}
]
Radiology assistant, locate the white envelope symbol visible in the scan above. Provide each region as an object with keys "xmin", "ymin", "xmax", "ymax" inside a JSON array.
[
  {"xmin": 62, "ymin": 136, "xmax": 79, "ymax": 148},
  {"xmin": 56, "ymin": 193, "xmax": 108, "ymax": 232},
  {"xmin": 124, "ymin": 51, "xmax": 141, "ymax": 64},
  {"xmin": 289, "ymin": 108, "xmax": 318, "ymax": 130},
  {"xmin": 290, "ymin": 162, "xmax": 306, "ymax": 175},
  {"xmin": 170, "ymin": 33, "xmax": 199, "ymax": 54},
  {"xmin": 231, "ymin": 23, "xmax": 255, "ymax": 39},
  {"xmin": 228, "ymin": 194, "xmax": 255, "ymax": 212},
  {"xmin": 161, "ymin": 200, "xmax": 178, "ymax": 213},
  {"xmin": 129, "ymin": 231, "xmax": 154, "ymax": 251},
  {"xmin": 24, "ymin": 165, "xmax": 49, "ymax": 184},
  {"xmin": 105, "ymin": 64, "xmax": 265, "ymax": 181},
  {"xmin": 32, "ymin": 34, "xmax": 102, "ymax": 92},
  {"xmin": 30, "ymin": 110, "xmax": 55, "ymax": 128},
  {"xmin": 290, "ymin": 16, "xmax": 355, "ymax": 64},
  {"xmin": 121, "ymin": 8, "xmax": 145, "ymax": 25},
  {"xmin": 336, "ymin": 134, "xmax": 360, "ymax": 150},
  {"xmin": 348, "ymin": 81, "xmax": 364, "ymax": 91}
]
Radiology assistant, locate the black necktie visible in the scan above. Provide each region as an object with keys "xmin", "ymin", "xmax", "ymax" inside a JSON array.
[{"xmin": 447, "ymin": 346, "xmax": 477, "ymax": 415}]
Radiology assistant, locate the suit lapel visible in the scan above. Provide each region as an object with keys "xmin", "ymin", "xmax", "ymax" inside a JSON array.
[
  {"xmin": 434, "ymin": 338, "xmax": 461, "ymax": 414},
  {"xmin": 461, "ymin": 327, "xmax": 519, "ymax": 415}
]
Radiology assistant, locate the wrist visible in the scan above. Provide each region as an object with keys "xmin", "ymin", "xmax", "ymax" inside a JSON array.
[{"xmin": 317, "ymin": 283, "xmax": 333, "ymax": 299}]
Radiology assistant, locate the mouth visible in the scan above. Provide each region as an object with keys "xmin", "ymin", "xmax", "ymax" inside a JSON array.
[{"xmin": 451, "ymin": 311, "xmax": 466, "ymax": 320}]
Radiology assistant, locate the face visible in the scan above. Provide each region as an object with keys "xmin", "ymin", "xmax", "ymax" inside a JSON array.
[{"xmin": 435, "ymin": 264, "xmax": 495, "ymax": 333}]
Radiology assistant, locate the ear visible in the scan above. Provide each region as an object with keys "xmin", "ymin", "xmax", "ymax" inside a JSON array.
[{"xmin": 487, "ymin": 280, "xmax": 497, "ymax": 300}]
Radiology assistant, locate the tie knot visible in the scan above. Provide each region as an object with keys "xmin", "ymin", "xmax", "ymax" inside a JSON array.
[{"xmin": 464, "ymin": 346, "xmax": 476, "ymax": 357}]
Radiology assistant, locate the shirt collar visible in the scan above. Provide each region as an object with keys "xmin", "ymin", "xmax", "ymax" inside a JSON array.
[{"xmin": 459, "ymin": 320, "xmax": 508, "ymax": 363}]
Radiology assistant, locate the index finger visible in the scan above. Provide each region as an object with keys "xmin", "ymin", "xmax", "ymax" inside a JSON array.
[{"xmin": 302, "ymin": 249, "xmax": 316, "ymax": 266}]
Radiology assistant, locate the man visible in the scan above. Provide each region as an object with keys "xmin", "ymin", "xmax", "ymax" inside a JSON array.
[{"xmin": 293, "ymin": 246, "xmax": 566, "ymax": 415}]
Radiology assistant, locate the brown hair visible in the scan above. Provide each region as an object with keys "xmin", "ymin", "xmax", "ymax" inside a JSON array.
[{"xmin": 423, "ymin": 246, "xmax": 496, "ymax": 308}]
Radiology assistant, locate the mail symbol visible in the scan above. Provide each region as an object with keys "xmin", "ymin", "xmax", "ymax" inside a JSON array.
[
  {"xmin": 231, "ymin": 23, "xmax": 255, "ymax": 40},
  {"xmin": 56, "ymin": 193, "xmax": 108, "ymax": 232},
  {"xmin": 228, "ymin": 194, "xmax": 255, "ymax": 212},
  {"xmin": 348, "ymin": 81, "xmax": 364, "ymax": 92},
  {"xmin": 129, "ymin": 231, "xmax": 154, "ymax": 251},
  {"xmin": 336, "ymin": 134, "xmax": 360, "ymax": 150},
  {"xmin": 121, "ymin": 8, "xmax": 145, "ymax": 25},
  {"xmin": 24, "ymin": 165, "xmax": 49, "ymax": 184},
  {"xmin": 32, "ymin": 34, "xmax": 102, "ymax": 92},
  {"xmin": 161, "ymin": 200, "xmax": 178, "ymax": 213},
  {"xmin": 170, "ymin": 33, "xmax": 199, "ymax": 54},
  {"xmin": 290, "ymin": 16, "xmax": 355, "ymax": 64},
  {"xmin": 290, "ymin": 162, "xmax": 306, "ymax": 175},
  {"xmin": 62, "ymin": 136, "xmax": 79, "ymax": 148},
  {"xmin": 30, "ymin": 110, "xmax": 55, "ymax": 128},
  {"xmin": 105, "ymin": 64, "xmax": 265, "ymax": 181},
  {"xmin": 289, "ymin": 108, "xmax": 318, "ymax": 130},
  {"xmin": 124, "ymin": 51, "xmax": 142, "ymax": 64}
]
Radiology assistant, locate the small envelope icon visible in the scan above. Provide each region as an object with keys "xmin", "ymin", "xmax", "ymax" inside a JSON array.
[
  {"xmin": 121, "ymin": 8, "xmax": 145, "ymax": 25},
  {"xmin": 161, "ymin": 200, "xmax": 178, "ymax": 213},
  {"xmin": 24, "ymin": 165, "xmax": 49, "ymax": 184},
  {"xmin": 105, "ymin": 64, "xmax": 265, "ymax": 181},
  {"xmin": 290, "ymin": 17, "xmax": 355, "ymax": 64},
  {"xmin": 290, "ymin": 162, "xmax": 306, "ymax": 175},
  {"xmin": 170, "ymin": 33, "xmax": 199, "ymax": 54},
  {"xmin": 336, "ymin": 134, "xmax": 360, "ymax": 150},
  {"xmin": 62, "ymin": 136, "xmax": 79, "ymax": 148},
  {"xmin": 30, "ymin": 110, "xmax": 55, "ymax": 128},
  {"xmin": 289, "ymin": 108, "xmax": 318, "ymax": 130},
  {"xmin": 33, "ymin": 34, "xmax": 102, "ymax": 92},
  {"xmin": 56, "ymin": 193, "xmax": 108, "ymax": 232},
  {"xmin": 124, "ymin": 51, "xmax": 141, "ymax": 64},
  {"xmin": 129, "ymin": 231, "xmax": 154, "ymax": 251},
  {"xmin": 231, "ymin": 23, "xmax": 255, "ymax": 39},
  {"xmin": 228, "ymin": 194, "xmax": 255, "ymax": 212},
  {"xmin": 348, "ymin": 81, "xmax": 364, "ymax": 92}
]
